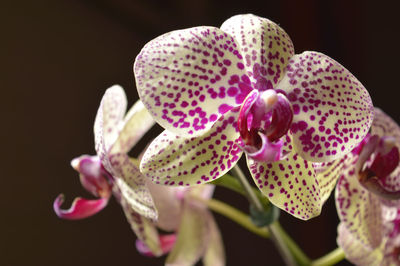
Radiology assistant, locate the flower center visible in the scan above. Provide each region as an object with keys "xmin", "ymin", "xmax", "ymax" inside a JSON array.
[
  {"xmin": 237, "ymin": 89, "xmax": 293, "ymax": 162},
  {"xmin": 355, "ymin": 134, "xmax": 400, "ymax": 200}
]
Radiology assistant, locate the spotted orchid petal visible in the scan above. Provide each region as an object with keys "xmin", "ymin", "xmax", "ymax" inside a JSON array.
[
  {"xmin": 202, "ymin": 212, "xmax": 225, "ymax": 266},
  {"xmin": 140, "ymin": 108, "xmax": 242, "ymax": 186},
  {"xmin": 247, "ymin": 151, "xmax": 322, "ymax": 220},
  {"xmin": 165, "ymin": 201, "xmax": 210, "ymax": 266},
  {"xmin": 335, "ymin": 166, "xmax": 384, "ymax": 247},
  {"xmin": 119, "ymin": 194, "xmax": 162, "ymax": 257},
  {"xmin": 134, "ymin": 26, "xmax": 249, "ymax": 137},
  {"xmin": 370, "ymin": 108, "xmax": 400, "ymax": 192},
  {"xmin": 337, "ymin": 223, "xmax": 385, "ymax": 265},
  {"xmin": 53, "ymin": 194, "xmax": 108, "ymax": 220},
  {"xmin": 220, "ymin": 14, "xmax": 295, "ymax": 90},
  {"xmin": 110, "ymin": 100, "xmax": 156, "ymax": 154},
  {"xmin": 94, "ymin": 85, "xmax": 127, "ymax": 173},
  {"xmin": 275, "ymin": 51, "xmax": 373, "ymax": 162},
  {"xmin": 136, "ymin": 234, "xmax": 177, "ymax": 257},
  {"xmin": 147, "ymin": 181, "xmax": 183, "ymax": 231},
  {"xmin": 314, "ymin": 156, "xmax": 348, "ymax": 204},
  {"xmin": 110, "ymin": 153, "xmax": 157, "ymax": 220}
]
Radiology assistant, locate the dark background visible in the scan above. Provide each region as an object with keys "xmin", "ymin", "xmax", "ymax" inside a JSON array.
[{"xmin": 1, "ymin": 1, "xmax": 398, "ymax": 265}]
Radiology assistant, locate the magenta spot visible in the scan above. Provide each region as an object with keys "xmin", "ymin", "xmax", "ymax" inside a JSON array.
[
  {"xmin": 228, "ymin": 75, "xmax": 240, "ymax": 85},
  {"xmin": 181, "ymin": 101, "xmax": 189, "ymax": 108},
  {"xmin": 288, "ymin": 92, "xmax": 297, "ymax": 101},
  {"xmin": 220, "ymin": 67, "xmax": 227, "ymax": 76},
  {"xmin": 227, "ymin": 86, "xmax": 238, "ymax": 97},
  {"xmin": 293, "ymin": 104, "xmax": 300, "ymax": 114},
  {"xmin": 241, "ymin": 75, "xmax": 251, "ymax": 84},
  {"xmin": 223, "ymin": 59, "xmax": 231, "ymax": 66},
  {"xmin": 210, "ymin": 114, "xmax": 218, "ymax": 122},
  {"xmin": 218, "ymin": 104, "xmax": 232, "ymax": 114},
  {"xmin": 237, "ymin": 62, "xmax": 244, "ymax": 69}
]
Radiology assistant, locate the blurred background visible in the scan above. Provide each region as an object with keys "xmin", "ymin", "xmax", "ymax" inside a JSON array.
[{"xmin": 1, "ymin": 0, "xmax": 398, "ymax": 265}]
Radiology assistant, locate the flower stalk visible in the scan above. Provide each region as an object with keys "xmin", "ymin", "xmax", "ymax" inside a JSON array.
[
  {"xmin": 232, "ymin": 165, "xmax": 297, "ymax": 266},
  {"xmin": 191, "ymin": 195, "xmax": 270, "ymax": 239},
  {"xmin": 272, "ymin": 222, "xmax": 311, "ymax": 266},
  {"xmin": 211, "ymin": 173, "xmax": 268, "ymax": 204},
  {"xmin": 311, "ymin": 247, "xmax": 345, "ymax": 266},
  {"xmin": 231, "ymin": 165, "xmax": 264, "ymax": 211}
]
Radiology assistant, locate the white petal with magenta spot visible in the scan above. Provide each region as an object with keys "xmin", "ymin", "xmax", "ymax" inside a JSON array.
[
  {"xmin": 337, "ymin": 223, "xmax": 384, "ymax": 266},
  {"xmin": 119, "ymin": 195, "xmax": 162, "ymax": 257},
  {"xmin": 335, "ymin": 169, "xmax": 384, "ymax": 247},
  {"xmin": 247, "ymin": 151, "xmax": 322, "ymax": 220},
  {"xmin": 221, "ymin": 14, "xmax": 294, "ymax": 90},
  {"xmin": 277, "ymin": 51, "xmax": 374, "ymax": 162},
  {"xmin": 110, "ymin": 153, "xmax": 157, "ymax": 220},
  {"xmin": 111, "ymin": 100, "xmax": 156, "ymax": 155},
  {"xmin": 94, "ymin": 85, "xmax": 127, "ymax": 172},
  {"xmin": 141, "ymin": 108, "xmax": 243, "ymax": 186},
  {"xmin": 134, "ymin": 26, "xmax": 249, "ymax": 137}
]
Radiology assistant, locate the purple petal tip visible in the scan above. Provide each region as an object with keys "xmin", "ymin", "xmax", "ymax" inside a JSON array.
[{"xmin": 53, "ymin": 194, "xmax": 108, "ymax": 220}]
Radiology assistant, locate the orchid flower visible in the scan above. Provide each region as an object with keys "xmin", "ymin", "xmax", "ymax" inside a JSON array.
[
  {"xmin": 336, "ymin": 108, "xmax": 400, "ymax": 265},
  {"xmin": 137, "ymin": 183, "xmax": 225, "ymax": 266},
  {"xmin": 54, "ymin": 85, "xmax": 167, "ymax": 255},
  {"xmin": 134, "ymin": 14, "xmax": 373, "ymax": 219}
]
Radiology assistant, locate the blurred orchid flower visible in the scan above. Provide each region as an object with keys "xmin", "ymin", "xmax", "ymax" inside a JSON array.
[
  {"xmin": 137, "ymin": 183, "xmax": 225, "ymax": 266},
  {"xmin": 54, "ymin": 85, "xmax": 168, "ymax": 255},
  {"xmin": 134, "ymin": 13, "xmax": 373, "ymax": 219},
  {"xmin": 336, "ymin": 108, "xmax": 400, "ymax": 265}
]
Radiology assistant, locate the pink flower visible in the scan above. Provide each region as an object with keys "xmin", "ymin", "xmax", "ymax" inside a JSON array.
[{"xmin": 134, "ymin": 14, "xmax": 373, "ymax": 220}]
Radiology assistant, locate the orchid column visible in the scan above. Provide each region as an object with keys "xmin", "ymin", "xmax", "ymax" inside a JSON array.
[{"xmin": 134, "ymin": 14, "xmax": 373, "ymax": 220}]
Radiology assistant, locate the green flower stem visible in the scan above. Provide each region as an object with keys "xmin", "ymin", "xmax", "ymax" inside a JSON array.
[
  {"xmin": 211, "ymin": 173, "xmax": 247, "ymax": 197},
  {"xmin": 311, "ymin": 247, "xmax": 345, "ymax": 266},
  {"xmin": 273, "ymin": 222, "xmax": 311, "ymax": 266},
  {"xmin": 212, "ymin": 173, "xmax": 269, "ymax": 204},
  {"xmin": 191, "ymin": 195, "xmax": 270, "ymax": 238},
  {"xmin": 231, "ymin": 165, "xmax": 264, "ymax": 211},
  {"xmin": 232, "ymin": 165, "xmax": 297, "ymax": 266},
  {"xmin": 214, "ymin": 171, "xmax": 311, "ymax": 265}
]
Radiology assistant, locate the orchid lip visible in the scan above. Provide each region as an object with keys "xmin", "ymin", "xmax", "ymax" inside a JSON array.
[
  {"xmin": 355, "ymin": 134, "xmax": 400, "ymax": 199},
  {"xmin": 53, "ymin": 194, "xmax": 109, "ymax": 220},
  {"xmin": 244, "ymin": 132, "xmax": 287, "ymax": 162},
  {"xmin": 72, "ymin": 155, "xmax": 113, "ymax": 198},
  {"xmin": 358, "ymin": 172, "xmax": 400, "ymax": 200},
  {"xmin": 136, "ymin": 234, "xmax": 177, "ymax": 257},
  {"xmin": 238, "ymin": 89, "xmax": 293, "ymax": 162}
]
